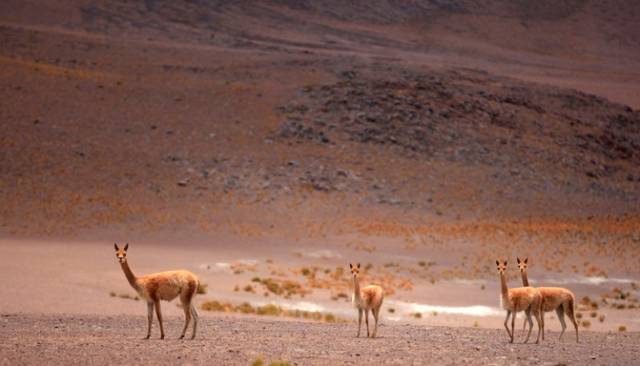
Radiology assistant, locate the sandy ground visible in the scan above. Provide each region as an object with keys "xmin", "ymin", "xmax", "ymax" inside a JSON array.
[
  {"xmin": 2, "ymin": 238, "xmax": 639, "ymax": 332},
  {"xmin": 1, "ymin": 313, "xmax": 638, "ymax": 366}
]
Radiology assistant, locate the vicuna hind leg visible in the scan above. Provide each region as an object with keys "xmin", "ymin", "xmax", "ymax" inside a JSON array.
[
  {"xmin": 145, "ymin": 302, "xmax": 154, "ymax": 339},
  {"xmin": 510, "ymin": 311, "xmax": 516, "ymax": 343},
  {"xmin": 179, "ymin": 304, "xmax": 192, "ymax": 339},
  {"xmin": 154, "ymin": 300, "xmax": 165, "ymax": 339},
  {"xmin": 179, "ymin": 290, "xmax": 194, "ymax": 339},
  {"xmin": 357, "ymin": 309, "xmax": 362, "ymax": 337},
  {"xmin": 190, "ymin": 304, "xmax": 199, "ymax": 339},
  {"xmin": 565, "ymin": 300, "xmax": 579, "ymax": 343},
  {"xmin": 523, "ymin": 307, "xmax": 534, "ymax": 343},
  {"xmin": 540, "ymin": 310, "xmax": 545, "ymax": 340},
  {"xmin": 534, "ymin": 307, "xmax": 542, "ymax": 344},
  {"xmin": 556, "ymin": 307, "xmax": 567, "ymax": 342},
  {"xmin": 365, "ymin": 309, "xmax": 370, "ymax": 337},
  {"xmin": 372, "ymin": 307, "xmax": 380, "ymax": 338},
  {"xmin": 521, "ymin": 316, "xmax": 528, "ymax": 336}
]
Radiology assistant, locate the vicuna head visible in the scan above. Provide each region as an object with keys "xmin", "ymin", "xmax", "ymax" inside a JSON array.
[
  {"xmin": 516, "ymin": 257, "xmax": 528, "ymax": 272},
  {"xmin": 114, "ymin": 243, "xmax": 129, "ymax": 264},
  {"xmin": 349, "ymin": 263, "xmax": 361, "ymax": 278},
  {"xmin": 495, "ymin": 260, "xmax": 507, "ymax": 275}
]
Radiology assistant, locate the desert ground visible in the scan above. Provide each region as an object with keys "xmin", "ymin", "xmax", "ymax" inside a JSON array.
[{"xmin": 1, "ymin": 0, "xmax": 640, "ymax": 364}]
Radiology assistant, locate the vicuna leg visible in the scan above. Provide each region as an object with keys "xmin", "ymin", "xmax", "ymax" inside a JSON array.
[
  {"xmin": 179, "ymin": 288, "xmax": 194, "ymax": 339},
  {"xmin": 534, "ymin": 308, "xmax": 542, "ymax": 344},
  {"xmin": 510, "ymin": 311, "xmax": 516, "ymax": 343},
  {"xmin": 365, "ymin": 309, "xmax": 370, "ymax": 337},
  {"xmin": 357, "ymin": 309, "xmax": 362, "ymax": 337},
  {"xmin": 565, "ymin": 300, "xmax": 579, "ymax": 343},
  {"xmin": 154, "ymin": 300, "xmax": 165, "ymax": 339},
  {"xmin": 521, "ymin": 316, "xmax": 528, "ymax": 336},
  {"xmin": 556, "ymin": 307, "xmax": 567, "ymax": 342},
  {"xmin": 503, "ymin": 311, "xmax": 512, "ymax": 340},
  {"xmin": 372, "ymin": 307, "xmax": 380, "ymax": 338},
  {"xmin": 145, "ymin": 302, "xmax": 154, "ymax": 339},
  {"xmin": 540, "ymin": 310, "xmax": 545, "ymax": 340},
  {"xmin": 179, "ymin": 303, "xmax": 192, "ymax": 339},
  {"xmin": 190, "ymin": 304, "xmax": 199, "ymax": 339},
  {"xmin": 524, "ymin": 308, "xmax": 533, "ymax": 343}
]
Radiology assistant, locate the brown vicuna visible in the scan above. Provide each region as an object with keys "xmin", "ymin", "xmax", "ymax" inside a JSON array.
[
  {"xmin": 517, "ymin": 257, "xmax": 579, "ymax": 343},
  {"xmin": 350, "ymin": 263, "xmax": 384, "ymax": 338},
  {"xmin": 496, "ymin": 260, "xmax": 542, "ymax": 343},
  {"xmin": 114, "ymin": 243, "xmax": 200, "ymax": 339}
]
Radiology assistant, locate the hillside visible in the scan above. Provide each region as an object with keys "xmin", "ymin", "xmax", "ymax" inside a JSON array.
[{"xmin": 1, "ymin": 0, "xmax": 640, "ymax": 236}]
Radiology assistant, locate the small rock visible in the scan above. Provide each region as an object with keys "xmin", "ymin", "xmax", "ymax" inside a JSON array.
[{"xmin": 177, "ymin": 179, "xmax": 189, "ymax": 187}]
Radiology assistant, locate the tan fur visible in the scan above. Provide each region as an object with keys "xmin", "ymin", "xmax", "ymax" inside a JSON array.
[
  {"xmin": 350, "ymin": 263, "xmax": 384, "ymax": 338},
  {"xmin": 496, "ymin": 260, "xmax": 542, "ymax": 344},
  {"xmin": 114, "ymin": 243, "xmax": 200, "ymax": 340},
  {"xmin": 517, "ymin": 257, "xmax": 579, "ymax": 343}
]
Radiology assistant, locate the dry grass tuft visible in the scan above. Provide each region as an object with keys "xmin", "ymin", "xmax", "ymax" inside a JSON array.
[
  {"xmin": 269, "ymin": 362, "xmax": 292, "ymax": 366},
  {"xmin": 109, "ymin": 291, "xmax": 139, "ymax": 301},
  {"xmin": 200, "ymin": 300, "xmax": 347, "ymax": 323}
]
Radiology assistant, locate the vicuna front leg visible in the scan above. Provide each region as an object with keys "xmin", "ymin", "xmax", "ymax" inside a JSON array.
[
  {"xmin": 145, "ymin": 302, "xmax": 154, "ymax": 339},
  {"xmin": 503, "ymin": 310, "xmax": 512, "ymax": 340},
  {"xmin": 154, "ymin": 300, "xmax": 165, "ymax": 339}
]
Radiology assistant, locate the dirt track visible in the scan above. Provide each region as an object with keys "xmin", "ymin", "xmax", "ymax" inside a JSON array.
[{"xmin": 1, "ymin": 313, "xmax": 638, "ymax": 365}]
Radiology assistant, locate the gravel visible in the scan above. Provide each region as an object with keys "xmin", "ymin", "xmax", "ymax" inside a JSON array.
[{"xmin": 1, "ymin": 314, "xmax": 638, "ymax": 365}]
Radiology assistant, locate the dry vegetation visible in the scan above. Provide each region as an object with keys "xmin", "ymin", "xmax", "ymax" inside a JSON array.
[{"xmin": 200, "ymin": 300, "xmax": 346, "ymax": 323}]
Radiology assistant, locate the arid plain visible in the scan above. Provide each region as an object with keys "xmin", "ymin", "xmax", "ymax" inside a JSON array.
[{"xmin": 1, "ymin": 1, "xmax": 640, "ymax": 364}]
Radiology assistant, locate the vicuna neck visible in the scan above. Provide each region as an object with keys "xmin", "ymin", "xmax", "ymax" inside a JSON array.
[
  {"xmin": 353, "ymin": 275, "xmax": 361, "ymax": 300},
  {"xmin": 499, "ymin": 271, "xmax": 509, "ymax": 298},
  {"xmin": 521, "ymin": 269, "xmax": 529, "ymax": 287},
  {"xmin": 120, "ymin": 261, "xmax": 139, "ymax": 291}
]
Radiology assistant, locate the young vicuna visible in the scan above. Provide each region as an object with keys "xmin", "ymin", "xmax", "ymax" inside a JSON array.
[
  {"xmin": 496, "ymin": 260, "xmax": 542, "ymax": 343},
  {"xmin": 517, "ymin": 257, "xmax": 579, "ymax": 343},
  {"xmin": 114, "ymin": 243, "xmax": 200, "ymax": 339},
  {"xmin": 350, "ymin": 263, "xmax": 384, "ymax": 338}
]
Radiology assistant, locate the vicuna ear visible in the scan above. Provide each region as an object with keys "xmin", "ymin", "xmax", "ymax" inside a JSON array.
[
  {"xmin": 504, "ymin": 260, "xmax": 508, "ymax": 266},
  {"xmin": 517, "ymin": 257, "xmax": 521, "ymax": 264},
  {"xmin": 524, "ymin": 258, "xmax": 528, "ymax": 264},
  {"xmin": 114, "ymin": 243, "xmax": 119, "ymax": 251},
  {"xmin": 357, "ymin": 263, "xmax": 361, "ymax": 268},
  {"xmin": 349, "ymin": 263, "xmax": 353, "ymax": 269},
  {"xmin": 124, "ymin": 243, "xmax": 129, "ymax": 251},
  {"xmin": 496, "ymin": 260, "xmax": 500, "ymax": 266}
]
